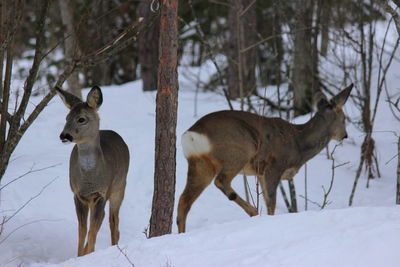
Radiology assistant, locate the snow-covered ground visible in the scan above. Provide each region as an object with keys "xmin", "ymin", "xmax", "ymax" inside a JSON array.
[
  {"xmin": 1, "ymin": 20, "xmax": 400, "ymax": 265},
  {"xmin": 0, "ymin": 76, "xmax": 399, "ymax": 266}
]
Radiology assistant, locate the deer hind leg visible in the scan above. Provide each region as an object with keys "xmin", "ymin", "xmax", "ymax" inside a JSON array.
[
  {"xmin": 109, "ymin": 186, "xmax": 125, "ymax": 245},
  {"xmin": 84, "ymin": 195, "xmax": 106, "ymax": 255},
  {"xmin": 214, "ymin": 168, "xmax": 258, "ymax": 217},
  {"xmin": 177, "ymin": 156, "xmax": 215, "ymax": 233},
  {"xmin": 74, "ymin": 195, "xmax": 89, "ymax": 257}
]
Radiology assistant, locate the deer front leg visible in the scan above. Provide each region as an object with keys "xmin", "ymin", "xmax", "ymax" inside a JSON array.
[
  {"xmin": 84, "ymin": 195, "xmax": 106, "ymax": 255},
  {"xmin": 74, "ymin": 195, "xmax": 89, "ymax": 257},
  {"xmin": 262, "ymin": 169, "xmax": 282, "ymax": 215}
]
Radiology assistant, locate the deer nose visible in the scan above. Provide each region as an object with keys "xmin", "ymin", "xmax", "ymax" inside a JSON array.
[
  {"xmin": 343, "ymin": 133, "xmax": 348, "ymax": 139},
  {"xmin": 60, "ymin": 132, "xmax": 73, "ymax": 143}
]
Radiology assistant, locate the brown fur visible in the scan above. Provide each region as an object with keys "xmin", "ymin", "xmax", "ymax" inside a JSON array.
[{"xmin": 177, "ymin": 85, "xmax": 353, "ymax": 233}]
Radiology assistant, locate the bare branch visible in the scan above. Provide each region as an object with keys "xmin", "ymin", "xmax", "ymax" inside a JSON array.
[
  {"xmin": 2, "ymin": 177, "xmax": 57, "ymax": 226},
  {"xmin": 117, "ymin": 245, "xmax": 135, "ymax": 267},
  {"xmin": 0, "ymin": 163, "xmax": 60, "ymax": 191}
]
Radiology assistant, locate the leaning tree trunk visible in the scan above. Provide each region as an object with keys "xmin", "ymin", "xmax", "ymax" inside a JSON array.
[
  {"xmin": 227, "ymin": 0, "xmax": 257, "ymax": 100},
  {"xmin": 138, "ymin": 0, "xmax": 160, "ymax": 91},
  {"xmin": 149, "ymin": 0, "xmax": 179, "ymax": 238},
  {"xmin": 292, "ymin": 0, "xmax": 317, "ymax": 116}
]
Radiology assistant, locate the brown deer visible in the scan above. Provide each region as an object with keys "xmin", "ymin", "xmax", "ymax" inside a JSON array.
[
  {"xmin": 177, "ymin": 85, "xmax": 353, "ymax": 233},
  {"xmin": 56, "ymin": 86, "xmax": 130, "ymax": 256}
]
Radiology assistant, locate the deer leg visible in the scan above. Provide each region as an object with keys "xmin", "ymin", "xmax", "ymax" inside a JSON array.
[
  {"xmin": 74, "ymin": 195, "xmax": 88, "ymax": 257},
  {"xmin": 262, "ymin": 170, "xmax": 282, "ymax": 215},
  {"xmin": 84, "ymin": 195, "xmax": 106, "ymax": 255},
  {"xmin": 177, "ymin": 157, "xmax": 215, "ymax": 233},
  {"xmin": 214, "ymin": 170, "xmax": 258, "ymax": 217},
  {"xmin": 109, "ymin": 187, "xmax": 125, "ymax": 245}
]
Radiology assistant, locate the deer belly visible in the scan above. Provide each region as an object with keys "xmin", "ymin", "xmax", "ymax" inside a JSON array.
[
  {"xmin": 240, "ymin": 163, "xmax": 259, "ymax": 176},
  {"xmin": 280, "ymin": 167, "xmax": 298, "ymax": 180}
]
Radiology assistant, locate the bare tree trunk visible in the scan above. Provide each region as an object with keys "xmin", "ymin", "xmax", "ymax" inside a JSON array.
[
  {"xmin": 292, "ymin": 0, "xmax": 316, "ymax": 116},
  {"xmin": 138, "ymin": 0, "xmax": 160, "ymax": 91},
  {"xmin": 58, "ymin": 0, "xmax": 82, "ymax": 98},
  {"xmin": 227, "ymin": 0, "xmax": 257, "ymax": 100},
  {"xmin": 396, "ymin": 136, "xmax": 400, "ymax": 204},
  {"xmin": 0, "ymin": 0, "xmax": 6, "ymax": 99},
  {"xmin": 149, "ymin": 0, "xmax": 179, "ymax": 238}
]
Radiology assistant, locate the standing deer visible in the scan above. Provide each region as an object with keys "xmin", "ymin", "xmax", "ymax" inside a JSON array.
[
  {"xmin": 56, "ymin": 86, "xmax": 129, "ymax": 256},
  {"xmin": 177, "ymin": 85, "xmax": 353, "ymax": 233}
]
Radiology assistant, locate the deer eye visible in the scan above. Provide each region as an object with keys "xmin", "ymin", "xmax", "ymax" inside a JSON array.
[{"xmin": 77, "ymin": 117, "xmax": 86, "ymax": 123}]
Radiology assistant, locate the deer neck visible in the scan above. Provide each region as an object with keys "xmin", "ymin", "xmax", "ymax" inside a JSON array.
[
  {"xmin": 76, "ymin": 134, "xmax": 103, "ymax": 171},
  {"xmin": 296, "ymin": 112, "xmax": 332, "ymax": 163}
]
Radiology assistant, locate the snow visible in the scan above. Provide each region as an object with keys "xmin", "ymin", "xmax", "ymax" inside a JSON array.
[{"xmin": 1, "ymin": 31, "xmax": 400, "ymax": 267}]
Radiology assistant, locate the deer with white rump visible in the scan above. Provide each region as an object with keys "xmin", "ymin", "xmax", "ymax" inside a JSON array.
[
  {"xmin": 177, "ymin": 85, "xmax": 353, "ymax": 233},
  {"xmin": 56, "ymin": 86, "xmax": 129, "ymax": 256}
]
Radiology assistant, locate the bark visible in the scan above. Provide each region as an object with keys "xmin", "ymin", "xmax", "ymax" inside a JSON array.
[
  {"xmin": 0, "ymin": 0, "xmax": 5, "ymax": 99},
  {"xmin": 58, "ymin": 0, "xmax": 82, "ymax": 98},
  {"xmin": 396, "ymin": 136, "xmax": 400, "ymax": 204},
  {"xmin": 149, "ymin": 0, "xmax": 178, "ymax": 238},
  {"xmin": 227, "ymin": 0, "xmax": 257, "ymax": 100},
  {"xmin": 292, "ymin": 0, "xmax": 317, "ymax": 116},
  {"xmin": 138, "ymin": 0, "xmax": 160, "ymax": 91}
]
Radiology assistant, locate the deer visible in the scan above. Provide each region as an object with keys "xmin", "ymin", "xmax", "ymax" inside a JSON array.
[
  {"xmin": 55, "ymin": 86, "xmax": 130, "ymax": 256},
  {"xmin": 177, "ymin": 84, "xmax": 353, "ymax": 233}
]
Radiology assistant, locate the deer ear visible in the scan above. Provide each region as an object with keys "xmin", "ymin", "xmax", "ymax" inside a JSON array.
[
  {"xmin": 86, "ymin": 86, "xmax": 103, "ymax": 109},
  {"xmin": 55, "ymin": 86, "xmax": 82, "ymax": 109},
  {"xmin": 331, "ymin": 84, "xmax": 353, "ymax": 108},
  {"xmin": 317, "ymin": 98, "xmax": 332, "ymax": 111}
]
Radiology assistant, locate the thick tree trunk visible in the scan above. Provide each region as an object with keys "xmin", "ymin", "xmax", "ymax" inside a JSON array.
[
  {"xmin": 58, "ymin": 0, "xmax": 82, "ymax": 98},
  {"xmin": 227, "ymin": 0, "xmax": 257, "ymax": 100},
  {"xmin": 149, "ymin": 0, "xmax": 179, "ymax": 238},
  {"xmin": 138, "ymin": 0, "xmax": 160, "ymax": 91},
  {"xmin": 292, "ymin": 0, "xmax": 317, "ymax": 116}
]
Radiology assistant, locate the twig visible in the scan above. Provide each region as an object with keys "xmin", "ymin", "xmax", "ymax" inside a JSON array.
[
  {"xmin": 0, "ymin": 163, "xmax": 61, "ymax": 191},
  {"xmin": 0, "ymin": 218, "xmax": 60, "ymax": 246},
  {"xmin": 186, "ymin": 0, "xmax": 234, "ymax": 110},
  {"xmin": 321, "ymin": 145, "xmax": 349, "ymax": 209},
  {"xmin": 2, "ymin": 177, "xmax": 57, "ymax": 225},
  {"xmin": 117, "ymin": 245, "xmax": 135, "ymax": 267}
]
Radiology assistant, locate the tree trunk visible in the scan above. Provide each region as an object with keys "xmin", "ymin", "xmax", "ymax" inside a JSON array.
[
  {"xmin": 292, "ymin": 0, "xmax": 317, "ymax": 116},
  {"xmin": 58, "ymin": 0, "xmax": 82, "ymax": 98},
  {"xmin": 138, "ymin": 0, "xmax": 160, "ymax": 91},
  {"xmin": 396, "ymin": 136, "xmax": 400, "ymax": 204},
  {"xmin": 227, "ymin": 0, "xmax": 257, "ymax": 100},
  {"xmin": 149, "ymin": 0, "xmax": 179, "ymax": 238}
]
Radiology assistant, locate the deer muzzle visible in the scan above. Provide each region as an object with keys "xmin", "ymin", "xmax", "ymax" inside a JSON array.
[{"xmin": 60, "ymin": 132, "xmax": 73, "ymax": 143}]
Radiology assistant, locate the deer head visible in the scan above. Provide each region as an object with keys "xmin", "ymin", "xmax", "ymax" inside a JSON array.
[{"xmin": 56, "ymin": 86, "xmax": 103, "ymax": 144}]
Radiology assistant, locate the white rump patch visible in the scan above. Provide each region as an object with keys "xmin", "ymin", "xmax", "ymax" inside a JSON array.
[{"xmin": 181, "ymin": 131, "xmax": 211, "ymax": 158}]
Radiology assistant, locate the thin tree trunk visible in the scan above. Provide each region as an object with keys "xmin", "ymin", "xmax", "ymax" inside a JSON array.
[
  {"xmin": 149, "ymin": 0, "xmax": 179, "ymax": 238},
  {"xmin": 227, "ymin": 0, "xmax": 257, "ymax": 100},
  {"xmin": 292, "ymin": 0, "xmax": 315, "ymax": 116},
  {"xmin": 0, "ymin": 0, "xmax": 6, "ymax": 99},
  {"xmin": 396, "ymin": 136, "xmax": 400, "ymax": 204},
  {"xmin": 138, "ymin": 0, "xmax": 160, "ymax": 91},
  {"xmin": 58, "ymin": 0, "xmax": 81, "ymax": 98}
]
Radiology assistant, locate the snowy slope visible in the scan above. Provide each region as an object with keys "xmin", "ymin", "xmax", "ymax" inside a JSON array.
[{"xmin": 0, "ymin": 78, "xmax": 398, "ymax": 267}]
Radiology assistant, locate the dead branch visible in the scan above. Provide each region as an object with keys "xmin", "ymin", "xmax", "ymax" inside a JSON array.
[
  {"xmin": 2, "ymin": 177, "xmax": 57, "ymax": 226},
  {"xmin": 185, "ymin": 0, "xmax": 234, "ymax": 110},
  {"xmin": 117, "ymin": 245, "xmax": 135, "ymax": 267},
  {"xmin": 321, "ymin": 144, "xmax": 349, "ymax": 209},
  {"xmin": 0, "ymin": 163, "xmax": 60, "ymax": 191}
]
